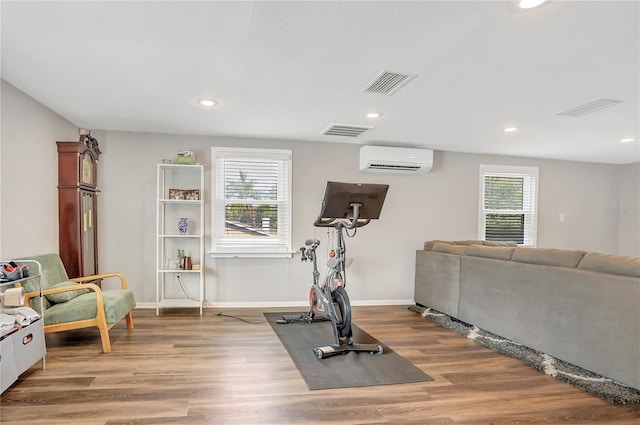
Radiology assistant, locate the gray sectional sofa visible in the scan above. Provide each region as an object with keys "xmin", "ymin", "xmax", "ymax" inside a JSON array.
[{"xmin": 414, "ymin": 240, "xmax": 640, "ymax": 390}]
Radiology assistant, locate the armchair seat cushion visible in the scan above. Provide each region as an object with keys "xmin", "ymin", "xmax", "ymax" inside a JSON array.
[{"xmin": 44, "ymin": 290, "xmax": 136, "ymax": 326}]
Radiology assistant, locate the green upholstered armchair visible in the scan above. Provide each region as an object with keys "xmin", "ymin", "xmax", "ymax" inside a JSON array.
[{"xmin": 16, "ymin": 253, "xmax": 135, "ymax": 353}]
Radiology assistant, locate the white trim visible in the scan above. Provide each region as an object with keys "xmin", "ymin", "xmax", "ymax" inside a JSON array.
[
  {"xmin": 350, "ymin": 299, "xmax": 415, "ymax": 306},
  {"xmin": 211, "ymin": 146, "xmax": 292, "ymax": 256},
  {"xmin": 479, "ymin": 164, "xmax": 539, "ymax": 176},
  {"xmin": 211, "ymin": 146, "xmax": 292, "ymax": 160},
  {"xmin": 478, "ymin": 164, "xmax": 539, "ymax": 246},
  {"xmin": 135, "ymin": 299, "xmax": 414, "ymax": 309},
  {"xmin": 208, "ymin": 251, "xmax": 294, "ymax": 259},
  {"xmin": 135, "ymin": 302, "xmax": 162, "ymax": 309}
]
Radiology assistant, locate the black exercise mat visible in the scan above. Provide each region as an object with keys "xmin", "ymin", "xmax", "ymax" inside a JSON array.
[{"xmin": 265, "ymin": 312, "xmax": 433, "ymax": 390}]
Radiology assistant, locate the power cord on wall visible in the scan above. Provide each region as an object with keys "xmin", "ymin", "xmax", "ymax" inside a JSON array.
[
  {"xmin": 176, "ymin": 276, "xmax": 267, "ymax": 323},
  {"xmin": 176, "ymin": 275, "xmax": 199, "ymax": 302},
  {"xmin": 176, "ymin": 275, "xmax": 315, "ymax": 324}
]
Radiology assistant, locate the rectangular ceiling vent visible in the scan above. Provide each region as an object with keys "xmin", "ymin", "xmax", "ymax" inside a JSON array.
[
  {"xmin": 322, "ymin": 123, "xmax": 374, "ymax": 138},
  {"xmin": 361, "ymin": 71, "xmax": 417, "ymax": 95},
  {"xmin": 557, "ymin": 98, "xmax": 622, "ymax": 117}
]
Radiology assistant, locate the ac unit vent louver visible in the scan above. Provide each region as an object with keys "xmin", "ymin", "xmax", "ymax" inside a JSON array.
[
  {"xmin": 322, "ymin": 123, "xmax": 374, "ymax": 138},
  {"xmin": 557, "ymin": 98, "xmax": 622, "ymax": 117},
  {"xmin": 362, "ymin": 71, "xmax": 417, "ymax": 95},
  {"xmin": 368, "ymin": 163, "xmax": 423, "ymax": 172}
]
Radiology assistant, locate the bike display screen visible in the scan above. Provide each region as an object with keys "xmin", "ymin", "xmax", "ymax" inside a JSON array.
[{"xmin": 317, "ymin": 181, "xmax": 389, "ymax": 220}]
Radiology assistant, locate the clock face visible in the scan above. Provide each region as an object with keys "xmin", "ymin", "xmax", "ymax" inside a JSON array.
[{"xmin": 81, "ymin": 152, "xmax": 95, "ymax": 185}]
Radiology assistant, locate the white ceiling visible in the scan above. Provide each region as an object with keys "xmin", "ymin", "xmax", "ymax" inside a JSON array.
[{"xmin": 2, "ymin": 1, "xmax": 638, "ymax": 164}]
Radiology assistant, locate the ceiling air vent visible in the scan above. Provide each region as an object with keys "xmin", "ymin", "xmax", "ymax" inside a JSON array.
[
  {"xmin": 322, "ymin": 123, "xmax": 374, "ymax": 138},
  {"xmin": 362, "ymin": 71, "xmax": 417, "ymax": 95},
  {"xmin": 557, "ymin": 98, "xmax": 622, "ymax": 117}
]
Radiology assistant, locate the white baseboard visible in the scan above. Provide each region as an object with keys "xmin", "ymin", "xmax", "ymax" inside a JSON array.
[
  {"xmin": 135, "ymin": 302, "xmax": 157, "ymax": 309},
  {"xmin": 135, "ymin": 299, "xmax": 414, "ymax": 309},
  {"xmin": 352, "ymin": 299, "xmax": 414, "ymax": 306}
]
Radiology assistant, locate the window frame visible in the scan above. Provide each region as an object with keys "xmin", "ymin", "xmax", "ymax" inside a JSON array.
[
  {"xmin": 478, "ymin": 164, "xmax": 539, "ymax": 247},
  {"xmin": 210, "ymin": 147, "xmax": 293, "ymax": 258}
]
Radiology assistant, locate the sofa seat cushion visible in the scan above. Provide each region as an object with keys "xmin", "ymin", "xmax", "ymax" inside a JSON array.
[
  {"xmin": 511, "ymin": 247, "xmax": 586, "ymax": 268},
  {"xmin": 578, "ymin": 252, "xmax": 640, "ymax": 278},
  {"xmin": 45, "ymin": 281, "xmax": 90, "ymax": 304},
  {"xmin": 43, "ymin": 290, "xmax": 136, "ymax": 326}
]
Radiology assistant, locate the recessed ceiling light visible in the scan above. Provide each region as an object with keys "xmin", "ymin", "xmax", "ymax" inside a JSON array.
[
  {"xmin": 519, "ymin": 0, "xmax": 547, "ymax": 9},
  {"xmin": 366, "ymin": 112, "xmax": 383, "ymax": 119},
  {"xmin": 620, "ymin": 138, "xmax": 635, "ymax": 143},
  {"xmin": 504, "ymin": 127, "xmax": 519, "ymax": 132},
  {"xmin": 197, "ymin": 98, "xmax": 218, "ymax": 107}
]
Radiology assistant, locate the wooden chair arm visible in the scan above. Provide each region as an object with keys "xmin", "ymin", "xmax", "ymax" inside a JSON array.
[{"xmin": 70, "ymin": 272, "xmax": 128, "ymax": 290}]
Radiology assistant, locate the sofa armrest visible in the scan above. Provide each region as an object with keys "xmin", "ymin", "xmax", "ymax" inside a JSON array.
[
  {"xmin": 70, "ymin": 272, "xmax": 128, "ymax": 290},
  {"xmin": 415, "ymin": 250, "xmax": 461, "ymax": 316}
]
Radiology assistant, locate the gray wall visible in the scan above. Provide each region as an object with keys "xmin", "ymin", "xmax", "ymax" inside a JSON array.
[
  {"xmin": 0, "ymin": 80, "xmax": 78, "ymax": 258},
  {"xmin": 2, "ymin": 81, "xmax": 638, "ymax": 306},
  {"xmin": 99, "ymin": 131, "xmax": 636, "ymax": 306},
  {"xmin": 617, "ymin": 163, "xmax": 640, "ymax": 257}
]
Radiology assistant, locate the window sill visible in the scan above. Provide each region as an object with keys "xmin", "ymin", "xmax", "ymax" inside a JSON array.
[{"xmin": 208, "ymin": 251, "xmax": 294, "ymax": 259}]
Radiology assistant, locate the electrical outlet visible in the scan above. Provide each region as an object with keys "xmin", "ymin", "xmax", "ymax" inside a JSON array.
[{"xmin": 175, "ymin": 274, "xmax": 181, "ymax": 284}]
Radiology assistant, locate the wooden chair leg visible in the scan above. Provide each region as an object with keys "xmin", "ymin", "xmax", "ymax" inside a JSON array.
[
  {"xmin": 98, "ymin": 325, "xmax": 112, "ymax": 353},
  {"xmin": 125, "ymin": 312, "xmax": 134, "ymax": 330}
]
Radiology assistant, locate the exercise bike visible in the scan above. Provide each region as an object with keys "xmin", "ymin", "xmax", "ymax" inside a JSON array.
[{"xmin": 285, "ymin": 181, "xmax": 389, "ymax": 359}]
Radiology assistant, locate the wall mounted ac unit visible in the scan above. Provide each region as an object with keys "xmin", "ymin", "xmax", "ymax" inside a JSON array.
[{"xmin": 359, "ymin": 145, "xmax": 433, "ymax": 174}]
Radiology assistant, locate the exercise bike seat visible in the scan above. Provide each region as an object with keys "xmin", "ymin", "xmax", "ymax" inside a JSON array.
[{"xmin": 305, "ymin": 239, "xmax": 320, "ymax": 247}]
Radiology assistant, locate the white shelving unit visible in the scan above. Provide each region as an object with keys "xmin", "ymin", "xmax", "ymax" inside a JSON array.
[{"xmin": 156, "ymin": 164, "xmax": 205, "ymax": 315}]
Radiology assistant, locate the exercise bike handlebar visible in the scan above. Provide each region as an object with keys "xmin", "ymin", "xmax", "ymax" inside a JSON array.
[{"xmin": 313, "ymin": 203, "xmax": 371, "ymax": 229}]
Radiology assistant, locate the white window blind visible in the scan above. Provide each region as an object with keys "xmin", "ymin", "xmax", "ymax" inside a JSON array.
[
  {"xmin": 478, "ymin": 165, "xmax": 538, "ymax": 246},
  {"xmin": 211, "ymin": 148, "xmax": 292, "ymax": 258}
]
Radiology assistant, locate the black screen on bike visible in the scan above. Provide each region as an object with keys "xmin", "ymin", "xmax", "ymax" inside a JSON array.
[{"xmin": 317, "ymin": 181, "xmax": 389, "ymax": 220}]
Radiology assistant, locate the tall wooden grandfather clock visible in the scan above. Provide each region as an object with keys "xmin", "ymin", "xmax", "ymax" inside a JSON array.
[{"xmin": 57, "ymin": 134, "xmax": 101, "ymax": 279}]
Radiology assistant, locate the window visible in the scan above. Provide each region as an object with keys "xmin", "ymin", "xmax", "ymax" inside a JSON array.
[
  {"xmin": 211, "ymin": 147, "xmax": 292, "ymax": 258},
  {"xmin": 478, "ymin": 165, "xmax": 538, "ymax": 246}
]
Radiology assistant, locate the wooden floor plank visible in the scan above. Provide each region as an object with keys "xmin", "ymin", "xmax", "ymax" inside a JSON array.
[{"xmin": 1, "ymin": 306, "xmax": 638, "ymax": 424}]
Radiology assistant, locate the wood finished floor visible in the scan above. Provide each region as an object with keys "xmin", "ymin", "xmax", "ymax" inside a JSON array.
[{"xmin": 1, "ymin": 306, "xmax": 639, "ymax": 425}]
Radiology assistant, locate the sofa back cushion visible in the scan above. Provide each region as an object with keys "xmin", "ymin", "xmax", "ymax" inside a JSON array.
[
  {"xmin": 431, "ymin": 242, "xmax": 469, "ymax": 255},
  {"xmin": 424, "ymin": 240, "xmax": 484, "ymax": 250},
  {"xmin": 482, "ymin": 240, "xmax": 518, "ymax": 247},
  {"xmin": 467, "ymin": 244, "xmax": 515, "ymax": 260},
  {"xmin": 511, "ymin": 247, "xmax": 586, "ymax": 268},
  {"xmin": 424, "ymin": 240, "xmax": 517, "ymax": 250},
  {"xmin": 577, "ymin": 252, "xmax": 640, "ymax": 278},
  {"xmin": 424, "ymin": 240, "xmax": 453, "ymax": 250}
]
